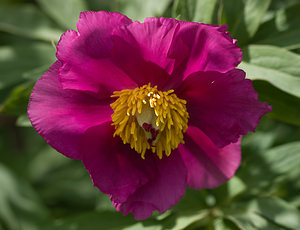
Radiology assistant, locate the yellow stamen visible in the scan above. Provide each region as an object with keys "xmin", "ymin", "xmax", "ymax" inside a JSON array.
[{"xmin": 110, "ymin": 83, "xmax": 189, "ymax": 159}]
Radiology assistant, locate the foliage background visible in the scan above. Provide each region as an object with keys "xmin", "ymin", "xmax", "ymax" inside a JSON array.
[{"xmin": 0, "ymin": 0, "xmax": 300, "ymax": 229}]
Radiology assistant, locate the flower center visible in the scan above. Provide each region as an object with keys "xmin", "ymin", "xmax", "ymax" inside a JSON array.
[{"xmin": 110, "ymin": 84, "xmax": 189, "ymax": 159}]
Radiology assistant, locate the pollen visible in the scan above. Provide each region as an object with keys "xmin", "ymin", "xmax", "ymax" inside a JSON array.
[{"xmin": 110, "ymin": 84, "xmax": 189, "ymax": 159}]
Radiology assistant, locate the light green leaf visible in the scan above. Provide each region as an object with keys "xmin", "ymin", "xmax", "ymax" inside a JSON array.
[
  {"xmin": 253, "ymin": 3, "xmax": 300, "ymax": 49},
  {"xmin": 0, "ymin": 4, "xmax": 63, "ymax": 42},
  {"xmin": 117, "ymin": 0, "xmax": 170, "ymax": 21},
  {"xmin": 172, "ymin": 0, "xmax": 218, "ymax": 24},
  {"xmin": 36, "ymin": 0, "xmax": 88, "ymax": 30},
  {"xmin": 16, "ymin": 114, "xmax": 32, "ymax": 127},
  {"xmin": 240, "ymin": 61, "xmax": 300, "ymax": 97},
  {"xmin": 222, "ymin": 0, "xmax": 271, "ymax": 46},
  {"xmin": 243, "ymin": 45, "xmax": 300, "ymax": 77},
  {"xmin": 0, "ymin": 44, "xmax": 55, "ymax": 89}
]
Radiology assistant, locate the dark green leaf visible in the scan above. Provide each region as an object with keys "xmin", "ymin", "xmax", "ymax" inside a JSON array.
[
  {"xmin": 222, "ymin": 0, "xmax": 271, "ymax": 46},
  {"xmin": 252, "ymin": 3, "xmax": 300, "ymax": 49},
  {"xmin": 36, "ymin": 0, "xmax": 88, "ymax": 30},
  {"xmin": 253, "ymin": 80, "xmax": 300, "ymax": 126},
  {"xmin": 53, "ymin": 211, "xmax": 137, "ymax": 230},
  {"xmin": 1, "ymin": 82, "xmax": 33, "ymax": 116}
]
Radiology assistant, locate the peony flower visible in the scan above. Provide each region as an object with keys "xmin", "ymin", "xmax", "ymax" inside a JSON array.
[{"xmin": 28, "ymin": 11, "xmax": 271, "ymax": 220}]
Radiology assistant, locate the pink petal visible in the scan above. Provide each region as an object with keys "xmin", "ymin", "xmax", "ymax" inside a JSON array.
[
  {"xmin": 165, "ymin": 23, "xmax": 242, "ymax": 89},
  {"xmin": 116, "ymin": 152, "xmax": 187, "ymax": 220},
  {"xmin": 80, "ymin": 122, "xmax": 156, "ymax": 203},
  {"xmin": 57, "ymin": 11, "xmax": 137, "ymax": 94},
  {"xmin": 111, "ymin": 18, "xmax": 178, "ymax": 88},
  {"xmin": 28, "ymin": 61, "xmax": 112, "ymax": 159},
  {"xmin": 178, "ymin": 126, "xmax": 241, "ymax": 189},
  {"xmin": 177, "ymin": 69, "xmax": 272, "ymax": 148}
]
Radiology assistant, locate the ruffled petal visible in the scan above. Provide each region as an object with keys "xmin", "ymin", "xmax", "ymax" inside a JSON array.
[
  {"xmin": 81, "ymin": 122, "xmax": 156, "ymax": 203},
  {"xmin": 28, "ymin": 61, "xmax": 112, "ymax": 159},
  {"xmin": 115, "ymin": 152, "xmax": 187, "ymax": 220},
  {"xmin": 57, "ymin": 11, "xmax": 137, "ymax": 94},
  {"xmin": 177, "ymin": 69, "xmax": 272, "ymax": 148},
  {"xmin": 165, "ymin": 23, "xmax": 242, "ymax": 89},
  {"xmin": 178, "ymin": 126, "xmax": 241, "ymax": 189},
  {"xmin": 111, "ymin": 18, "xmax": 179, "ymax": 89}
]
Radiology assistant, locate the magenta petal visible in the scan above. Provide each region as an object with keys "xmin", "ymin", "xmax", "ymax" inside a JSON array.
[
  {"xmin": 179, "ymin": 126, "xmax": 241, "ymax": 189},
  {"xmin": 57, "ymin": 11, "xmax": 136, "ymax": 94},
  {"xmin": 177, "ymin": 69, "xmax": 272, "ymax": 148},
  {"xmin": 28, "ymin": 61, "xmax": 112, "ymax": 159},
  {"xmin": 176, "ymin": 23, "xmax": 242, "ymax": 74},
  {"xmin": 116, "ymin": 153, "xmax": 187, "ymax": 220},
  {"xmin": 111, "ymin": 18, "xmax": 178, "ymax": 88},
  {"xmin": 165, "ymin": 23, "xmax": 242, "ymax": 89},
  {"xmin": 81, "ymin": 122, "xmax": 156, "ymax": 203}
]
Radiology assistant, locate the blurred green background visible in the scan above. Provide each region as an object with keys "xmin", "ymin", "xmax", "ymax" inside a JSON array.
[{"xmin": 0, "ymin": 0, "xmax": 300, "ymax": 229}]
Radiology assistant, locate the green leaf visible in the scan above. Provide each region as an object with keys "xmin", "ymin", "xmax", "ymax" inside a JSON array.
[
  {"xmin": 0, "ymin": 44, "xmax": 55, "ymax": 89},
  {"xmin": 240, "ymin": 61, "xmax": 300, "ymax": 97},
  {"xmin": 116, "ymin": 0, "xmax": 170, "ymax": 21},
  {"xmin": 257, "ymin": 197, "xmax": 300, "ymax": 230},
  {"xmin": 86, "ymin": 0, "xmax": 117, "ymax": 12},
  {"xmin": 243, "ymin": 45, "xmax": 300, "ymax": 77},
  {"xmin": 252, "ymin": 3, "xmax": 300, "ymax": 49},
  {"xmin": 1, "ymin": 82, "xmax": 33, "ymax": 116},
  {"xmin": 36, "ymin": 0, "xmax": 88, "ymax": 30},
  {"xmin": 27, "ymin": 146, "xmax": 106, "ymax": 213},
  {"xmin": 214, "ymin": 218, "xmax": 241, "ymax": 230},
  {"xmin": 0, "ymin": 4, "xmax": 63, "ymax": 42},
  {"xmin": 212, "ymin": 176, "xmax": 246, "ymax": 205},
  {"xmin": 227, "ymin": 197, "xmax": 300, "ymax": 230},
  {"xmin": 165, "ymin": 210, "xmax": 209, "ymax": 230},
  {"xmin": 253, "ymin": 80, "xmax": 300, "ymax": 126},
  {"xmin": 16, "ymin": 114, "xmax": 32, "ymax": 127},
  {"xmin": 239, "ymin": 45, "xmax": 300, "ymax": 125},
  {"xmin": 239, "ymin": 141, "xmax": 300, "ymax": 195},
  {"xmin": 172, "ymin": 0, "xmax": 218, "ymax": 24},
  {"xmin": 224, "ymin": 215, "xmax": 258, "ymax": 230},
  {"xmin": 0, "ymin": 163, "xmax": 49, "ymax": 230},
  {"xmin": 53, "ymin": 211, "xmax": 137, "ymax": 230},
  {"xmin": 222, "ymin": 0, "xmax": 271, "ymax": 46},
  {"xmin": 225, "ymin": 213, "xmax": 284, "ymax": 230}
]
